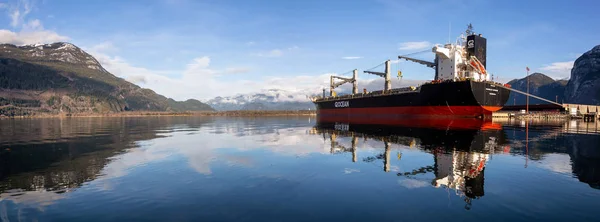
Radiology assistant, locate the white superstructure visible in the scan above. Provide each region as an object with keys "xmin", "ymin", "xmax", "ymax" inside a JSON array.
[
  {"xmin": 432, "ymin": 33, "xmax": 489, "ymax": 82},
  {"xmin": 397, "ymin": 25, "xmax": 491, "ymax": 83}
]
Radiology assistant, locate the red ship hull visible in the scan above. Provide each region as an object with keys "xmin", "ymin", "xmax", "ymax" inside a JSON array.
[{"xmin": 316, "ymin": 114, "xmax": 503, "ymax": 131}]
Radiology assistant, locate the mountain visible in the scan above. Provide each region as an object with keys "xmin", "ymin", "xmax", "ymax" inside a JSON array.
[
  {"xmin": 206, "ymin": 78, "xmax": 430, "ymax": 111},
  {"xmin": 167, "ymin": 98, "xmax": 214, "ymax": 112},
  {"xmin": 0, "ymin": 42, "xmax": 214, "ymax": 116},
  {"xmin": 565, "ymin": 45, "xmax": 600, "ymax": 105},
  {"xmin": 207, "ymin": 89, "xmax": 316, "ymax": 111},
  {"xmin": 505, "ymin": 73, "xmax": 567, "ymax": 105}
]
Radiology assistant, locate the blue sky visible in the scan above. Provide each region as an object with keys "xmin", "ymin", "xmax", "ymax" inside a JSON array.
[{"xmin": 0, "ymin": 0, "xmax": 598, "ymax": 100}]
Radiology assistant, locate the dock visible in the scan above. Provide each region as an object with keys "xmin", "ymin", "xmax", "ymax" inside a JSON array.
[
  {"xmin": 492, "ymin": 111, "xmax": 569, "ymax": 120},
  {"xmin": 495, "ymin": 85, "xmax": 600, "ymax": 121}
]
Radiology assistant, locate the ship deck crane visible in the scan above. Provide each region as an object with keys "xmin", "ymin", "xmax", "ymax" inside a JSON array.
[
  {"xmin": 397, "ymin": 55, "xmax": 436, "ymax": 69},
  {"xmin": 363, "ymin": 60, "xmax": 392, "ymax": 91},
  {"xmin": 330, "ymin": 69, "xmax": 358, "ymax": 96}
]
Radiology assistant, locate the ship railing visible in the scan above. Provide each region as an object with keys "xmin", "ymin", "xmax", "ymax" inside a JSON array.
[
  {"xmin": 315, "ymin": 80, "xmax": 510, "ymax": 102},
  {"xmin": 314, "ymin": 86, "xmax": 420, "ymax": 102}
]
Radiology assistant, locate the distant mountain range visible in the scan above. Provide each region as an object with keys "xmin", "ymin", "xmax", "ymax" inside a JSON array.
[
  {"xmin": 0, "ymin": 42, "xmax": 214, "ymax": 116},
  {"xmin": 506, "ymin": 45, "xmax": 599, "ymax": 106},
  {"xmin": 206, "ymin": 89, "xmax": 316, "ymax": 111}
]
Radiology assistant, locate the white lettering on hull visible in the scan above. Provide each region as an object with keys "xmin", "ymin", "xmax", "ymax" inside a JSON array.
[
  {"xmin": 334, "ymin": 123, "xmax": 349, "ymax": 131},
  {"xmin": 334, "ymin": 101, "xmax": 350, "ymax": 108}
]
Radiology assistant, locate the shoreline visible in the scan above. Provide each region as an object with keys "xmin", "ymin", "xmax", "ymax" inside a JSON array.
[{"xmin": 0, "ymin": 110, "xmax": 317, "ymax": 119}]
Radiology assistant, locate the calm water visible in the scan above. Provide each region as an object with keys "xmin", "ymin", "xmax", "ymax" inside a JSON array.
[{"xmin": 0, "ymin": 117, "xmax": 599, "ymax": 222}]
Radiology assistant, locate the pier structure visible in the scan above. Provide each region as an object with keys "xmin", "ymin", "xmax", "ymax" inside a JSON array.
[{"xmin": 495, "ymin": 86, "xmax": 600, "ymax": 120}]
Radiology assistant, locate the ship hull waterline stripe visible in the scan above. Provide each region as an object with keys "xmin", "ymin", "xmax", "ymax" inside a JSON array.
[{"xmin": 317, "ymin": 106, "xmax": 502, "ymax": 117}]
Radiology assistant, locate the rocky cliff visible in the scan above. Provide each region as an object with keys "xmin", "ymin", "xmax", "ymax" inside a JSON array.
[
  {"xmin": 565, "ymin": 45, "xmax": 600, "ymax": 105},
  {"xmin": 0, "ymin": 42, "xmax": 214, "ymax": 116}
]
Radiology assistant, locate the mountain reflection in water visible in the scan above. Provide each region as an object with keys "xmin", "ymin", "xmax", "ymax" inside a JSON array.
[{"xmin": 0, "ymin": 117, "xmax": 599, "ymax": 221}]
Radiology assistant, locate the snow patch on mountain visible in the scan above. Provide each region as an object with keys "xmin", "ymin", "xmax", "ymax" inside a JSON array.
[{"xmin": 0, "ymin": 42, "xmax": 110, "ymax": 74}]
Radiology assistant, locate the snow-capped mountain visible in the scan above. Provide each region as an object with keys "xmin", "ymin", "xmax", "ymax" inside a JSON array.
[
  {"xmin": 0, "ymin": 42, "xmax": 214, "ymax": 115},
  {"xmin": 206, "ymin": 89, "xmax": 317, "ymax": 111},
  {"xmin": 206, "ymin": 78, "xmax": 429, "ymax": 111},
  {"xmin": 2, "ymin": 42, "xmax": 109, "ymax": 72}
]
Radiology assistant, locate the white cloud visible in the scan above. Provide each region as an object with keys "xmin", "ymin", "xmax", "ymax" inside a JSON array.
[
  {"xmin": 0, "ymin": 29, "xmax": 69, "ymax": 45},
  {"xmin": 22, "ymin": 18, "xmax": 41, "ymax": 30},
  {"xmin": 10, "ymin": 9, "xmax": 20, "ymax": 27},
  {"xmin": 398, "ymin": 178, "xmax": 429, "ymax": 189},
  {"xmin": 342, "ymin": 56, "xmax": 362, "ymax": 60},
  {"xmin": 223, "ymin": 67, "xmax": 251, "ymax": 74},
  {"xmin": 398, "ymin": 41, "xmax": 432, "ymax": 51},
  {"xmin": 540, "ymin": 61, "xmax": 574, "ymax": 79},
  {"xmin": 0, "ymin": 1, "xmax": 69, "ymax": 45},
  {"xmin": 0, "ymin": 190, "xmax": 65, "ymax": 207},
  {"xmin": 246, "ymin": 41, "xmax": 255, "ymax": 46},
  {"xmin": 88, "ymin": 46, "xmax": 331, "ymax": 100},
  {"xmin": 94, "ymin": 123, "xmax": 330, "ymax": 178},
  {"xmin": 184, "ymin": 56, "xmax": 212, "ymax": 74},
  {"xmin": 89, "ymin": 41, "xmax": 118, "ymax": 53},
  {"xmin": 8, "ymin": 0, "xmax": 31, "ymax": 28},
  {"xmin": 537, "ymin": 153, "xmax": 572, "ymax": 174}
]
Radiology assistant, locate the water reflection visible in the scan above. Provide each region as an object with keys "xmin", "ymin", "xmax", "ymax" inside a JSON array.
[
  {"xmin": 0, "ymin": 117, "xmax": 213, "ymax": 203},
  {"xmin": 0, "ymin": 117, "xmax": 322, "ymax": 196},
  {"xmin": 312, "ymin": 117, "xmax": 600, "ymax": 209},
  {"xmin": 0, "ymin": 117, "xmax": 599, "ymax": 221},
  {"xmin": 312, "ymin": 120, "xmax": 508, "ymax": 209},
  {"xmin": 500, "ymin": 120, "xmax": 600, "ymax": 189}
]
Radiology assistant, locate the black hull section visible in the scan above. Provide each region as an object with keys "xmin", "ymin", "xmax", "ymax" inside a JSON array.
[
  {"xmin": 314, "ymin": 122, "xmax": 507, "ymax": 152},
  {"xmin": 314, "ymin": 80, "xmax": 510, "ymax": 118}
]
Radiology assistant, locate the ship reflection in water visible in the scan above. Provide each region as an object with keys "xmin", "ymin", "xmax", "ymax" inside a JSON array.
[
  {"xmin": 311, "ymin": 119, "xmax": 508, "ymax": 210},
  {"xmin": 1, "ymin": 117, "xmax": 600, "ymax": 221}
]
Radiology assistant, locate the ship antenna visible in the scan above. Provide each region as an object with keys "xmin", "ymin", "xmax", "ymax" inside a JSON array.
[
  {"xmin": 466, "ymin": 23, "xmax": 473, "ymax": 36},
  {"xmin": 448, "ymin": 21, "xmax": 451, "ymax": 44}
]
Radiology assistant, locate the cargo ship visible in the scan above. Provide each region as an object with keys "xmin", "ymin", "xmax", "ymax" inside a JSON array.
[{"xmin": 313, "ymin": 27, "xmax": 510, "ymax": 119}]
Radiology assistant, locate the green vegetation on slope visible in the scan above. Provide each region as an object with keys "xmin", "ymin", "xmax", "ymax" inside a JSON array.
[
  {"xmin": 167, "ymin": 98, "xmax": 215, "ymax": 111},
  {"xmin": 0, "ymin": 43, "xmax": 214, "ymax": 116}
]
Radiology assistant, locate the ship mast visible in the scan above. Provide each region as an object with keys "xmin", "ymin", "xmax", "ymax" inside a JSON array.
[{"xmin": 466, "ymin": 23, "xmax": 474, "ymax": 36}]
